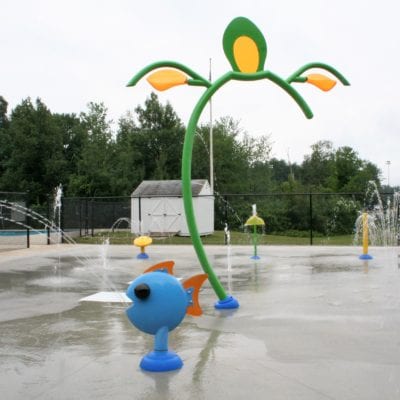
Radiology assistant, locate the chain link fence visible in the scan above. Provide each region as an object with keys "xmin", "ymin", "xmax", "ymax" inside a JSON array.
[
  {"xmin": 219, "ymin": 192, "xmax": 366, "ymax": 244},
  {"xmin": 2, "ymin": 191, "xmax": 397, "ymax": 249},
  {"xmin": 0, "ymin": 191, "xmax": 65, "ymax": 251},
  {"xmin": 0, "ymin": 192, "xmax": 30, "ymax": 251},
  {"xmin": 61, "ymin": 191, "xmax": 399, "ymax": 245},
  {"xmin": 62, "ymin": 196, "xmax": 131, "ymax": 238}
]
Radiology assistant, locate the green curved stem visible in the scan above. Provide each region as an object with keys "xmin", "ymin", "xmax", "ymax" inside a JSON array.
[
  {"xmin": 286, "ymin": 62, "xmax": 350, "ymax": 86},
  {"xmin": 182, "ymin": 70, "xmax": 313, "ymax": 300},
  {"xmin": 182, "ymin": 72, "xmax": 232, "ymax": 300},
  {"xmin": 232, "ymin": 70, "xmax": 314, "ymax": 118},
  {"xmin": 126, "ymin": 61, "xmax": 211, "ymax": 88},
  {"xmin": 253, "ymin": 225, "xmax": 257, "ymax": 258}
]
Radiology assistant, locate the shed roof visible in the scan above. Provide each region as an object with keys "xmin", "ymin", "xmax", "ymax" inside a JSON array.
[{"xmin": 131, "ymin": 180, "xmax": 209, "ymax": 197}]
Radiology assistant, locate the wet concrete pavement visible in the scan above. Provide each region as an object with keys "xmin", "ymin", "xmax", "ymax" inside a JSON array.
[{"xmin": 0, "ymin": 244, "xmax": 399, "ymax": 399}]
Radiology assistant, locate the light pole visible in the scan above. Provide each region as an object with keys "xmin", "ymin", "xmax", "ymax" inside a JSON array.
[
  {"xmin": 386, "ymin": 160, "xmax": 391, "ymax": 187},
  {"xmin": 209, "ymin": 58, "xmax": 214, "ymax": 194}
]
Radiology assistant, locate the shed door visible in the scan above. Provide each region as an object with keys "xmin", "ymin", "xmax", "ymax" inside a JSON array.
[{"xmin": 148, "ymin": 198, "xmax": 181, "ymax": 235}]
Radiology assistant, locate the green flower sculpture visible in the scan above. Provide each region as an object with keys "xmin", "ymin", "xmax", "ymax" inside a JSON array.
[{"xmin": 127, "ymin": 17, "xmax": 350, "ymax": 309}]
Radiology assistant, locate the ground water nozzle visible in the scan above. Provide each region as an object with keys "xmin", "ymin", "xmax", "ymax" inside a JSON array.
[
  {"xmin": 359, "ymin": 212, "xmax": 373, "ymax": 260},
  {"xmin": 245, "ymin": 204, "xmax": 265, "ymax": 260},
  {"xmin": 134, "ymin": 235, "xmax": 152, "ymax": 259}
]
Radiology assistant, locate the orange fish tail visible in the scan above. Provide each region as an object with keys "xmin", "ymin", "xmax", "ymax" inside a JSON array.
[{"xmin": 183, "ymin": 274, "xmax": 208, "ymax": 316}]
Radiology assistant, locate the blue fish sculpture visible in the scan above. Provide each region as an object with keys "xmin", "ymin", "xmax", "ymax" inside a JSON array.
[{"xmin": 126, "ymin": 260, "xmax": 207, "ymax": 372}]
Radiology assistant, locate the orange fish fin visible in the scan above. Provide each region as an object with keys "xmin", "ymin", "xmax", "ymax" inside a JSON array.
[
  {"xmin": 144, "ymin": 260, "xmax": 175, "ymax": 275},
  {"xmin": 183, "ymin": 274, "xmax": 208, "ymax": 316}
]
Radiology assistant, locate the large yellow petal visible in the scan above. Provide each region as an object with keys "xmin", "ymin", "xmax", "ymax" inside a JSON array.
[
  {"xmin": 147, "ymin": 69, "xmax": 188, "ymax": 91},
  {"xmin": 233, "ymin": 36, "xmax": 259, "ymax": 73}
]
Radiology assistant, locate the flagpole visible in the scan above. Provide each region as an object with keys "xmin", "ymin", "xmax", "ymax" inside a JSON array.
[{"xmin": 209, "ymin": 58, "xmax": 214, "ymax": 194}]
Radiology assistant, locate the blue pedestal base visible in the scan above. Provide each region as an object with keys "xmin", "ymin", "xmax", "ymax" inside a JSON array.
[
  {"xmin": 215, "ymin": 295, "xmax": 239, "ymax": 310},
  {"xmin": 137, "ymin": 253, "xmax": 149, "ymax": 260},
  {"xmin": 140, "ymin": 350, "xmax": 183, "ymax": 372},
  {"xmin": 251, "ymin": 255, "xmax": 261, "ymax": 260},
  {"xmin": 359, "ymin": 254, "xmax": 373, "ymax": 260}
]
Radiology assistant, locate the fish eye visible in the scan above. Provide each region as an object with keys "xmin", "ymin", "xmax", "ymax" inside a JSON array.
[{"xmin": 134, "ymin": 283, "xmax": 151, "ymax": 300}]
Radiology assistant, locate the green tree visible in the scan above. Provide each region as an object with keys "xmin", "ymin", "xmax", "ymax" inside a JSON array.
[
  {"xmin": 134, "ymin": 93, "xmax": 183, "ymax": 179},
  {"xmin": 111, "ymin": 93, "xmax": 185, "ymax": 195},
  {"xmin": 0, "ymin": 98, "xmax": 66, "ymax": 204},
  {"xmin": 342, "ymin": 161, "xmax": 380, "ymax": 193},
  {"xmin": 112, "ymin": 112, "xmax": 145, "ymax": 195},
  {"xmin": 242, "ymin": 132, "xmax": 273, "ymax": 192},
  {"xmin": 135, "ymin": 92, "xmax": 181, "ymax": 131},
  {"xmin": 270, "ymin": 158, "xmax": 291, "ymax": 184},
  {"xmin": 0, "ymin": 96, "xmax": 10, "ymax": 178},
  {"xmin": 241, "ymin": 132, "xmax": 272, "ymax": 166},
  {"xmin": 301, "ymin": 140, "xmax": 336, "ymax": 190},
  {"xmin": 192, "ymin": 117, "xmax": 275, "ymax": 229},
  {"xmin": 67, "ymin": 102, "xmax": 114, "ymax": 196},
  {"xmin": 247, "ymin": 160, "xmax": 273, "ymax": 193},
  {"xmin": 193, "ymin": 117, "xmax": 251, "ymax": 193},
  {"xmin": 52, "ymin": 112, "xmax": 87, "ymax": 190},
  {"xmin": 334, "ymin": 146, "xmax": 362, "ymax": 190},
  {"xmin": 0, "ymin": 96, "xmax": 8, "ymax": 129}
]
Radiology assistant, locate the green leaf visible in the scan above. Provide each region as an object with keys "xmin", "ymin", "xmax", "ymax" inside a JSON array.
[{"xmin": 222, "ymin": 17, "xmax": 267, "ymax": 73}]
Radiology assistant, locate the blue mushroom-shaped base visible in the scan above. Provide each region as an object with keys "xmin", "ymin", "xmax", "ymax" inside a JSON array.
[
  {"xmin": 137, "ymin": 252, "xmax": 149, "ymax": 259},
  {"xmin": 359, "ymin": 254, "xmax": 373, "ymax": 260},
  {"xmin": 215, "ymin": 295, "xmax": 239, "ymax": 309},
  {"xmin": 140, "ymin": 350, "xmax": 183, "ymax": 372}
]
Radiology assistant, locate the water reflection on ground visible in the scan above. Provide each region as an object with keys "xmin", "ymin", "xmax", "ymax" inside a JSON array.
[{"xmin": 0, "ymin": 244, "xmax": 399, "ymax": 399}]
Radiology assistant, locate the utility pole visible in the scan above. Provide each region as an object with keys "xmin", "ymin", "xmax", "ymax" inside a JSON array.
[
  {"xmin": 209, "ymin": 58, "xmax": 214, "ymax": 194},
  {"xmin": 386, "ymin": 160, "xmax": 391, "ymax": 187}
]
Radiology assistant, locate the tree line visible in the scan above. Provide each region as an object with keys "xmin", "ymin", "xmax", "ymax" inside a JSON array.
[{"xmin": 0, "ymin": 92, "xmax": 383, "ymax": 211}]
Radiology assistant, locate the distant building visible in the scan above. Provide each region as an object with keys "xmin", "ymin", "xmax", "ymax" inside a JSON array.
[{"xmin": 131, "ymin": 180, "xmax": 214, "ymax": 236}]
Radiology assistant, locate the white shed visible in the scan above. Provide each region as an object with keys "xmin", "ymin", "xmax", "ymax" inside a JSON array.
[{"xmin": 131, "ymin": 180, "xmax": 214, "ymax": 236}]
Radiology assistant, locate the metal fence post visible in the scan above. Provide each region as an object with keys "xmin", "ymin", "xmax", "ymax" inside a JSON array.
[
  {"xmin": 25, "ymin": 193, "xmax": 30, "ymax": 248},
  {"xmin": 224, "ymin": 195, "xmax": 228, "ymax": 226},
  {"xmin": 91, "ymin": 199, "xmax": 94, "ymax": 237},
  {"xmin": 138, "ymin": 196, "xmax": 142, "ymax": 235},
  {"xmin": 79, "ymin": 199, "xmax": 82, "ymax": 237},
  {"xmin": 85, "ymin": 199, "xmax": 89, "ymax": 236},
  {"xmin": 60, "ymin": 194, "xmax": 64, "ymax": 243}
]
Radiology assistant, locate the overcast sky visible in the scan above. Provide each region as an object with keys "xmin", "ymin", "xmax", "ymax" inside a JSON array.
[{"xmin": 1, "ymin": 0, "xmax": 399, "ymax": 186}]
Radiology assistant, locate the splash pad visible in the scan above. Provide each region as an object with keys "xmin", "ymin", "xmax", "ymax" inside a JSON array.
[
  {"xmin": 0, "ymin": 15, "xmax": 354, "ymax": 384},
  {"xmin": 1, "ymin": 244, "xmax": 399, "ymax": 399}
]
